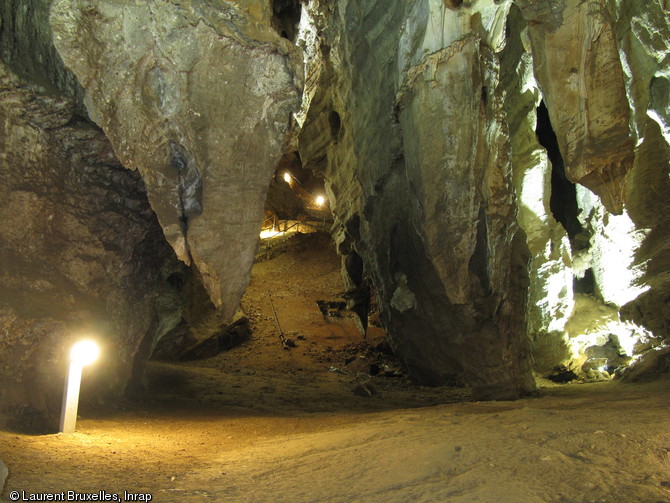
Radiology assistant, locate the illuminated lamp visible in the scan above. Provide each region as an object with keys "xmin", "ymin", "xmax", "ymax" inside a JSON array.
[{"xmin": 60, "ymin": 339, "xmax": 100, "ymax": 434}]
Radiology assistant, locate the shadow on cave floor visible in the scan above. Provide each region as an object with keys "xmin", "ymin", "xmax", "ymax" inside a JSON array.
[{"xmin": 133, "ymin": 231, "xmax": 471, "ymax": 417}]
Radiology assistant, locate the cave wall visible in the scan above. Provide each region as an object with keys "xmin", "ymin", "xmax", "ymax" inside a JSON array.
[
  {"xmin": 0, "ymin": 0, "xmax": 82, "ymax": 103},
  {"xmin": 0, "ymin": 0, "xmax": 304, "ymax": 422},
  {"xmin": 499, "ymin": 6, "xmax": 575, "ymax": 373},
  {"xmin": 299, "ymin": 0, "xmax": 537, "ymax": 399},
  {"xmin": 514, "ymin": 0, "xmax": 670, "ymax": 375},
  {"xmin": 516, "ymin": 0, "xmax": 635, "ymax": 215},
  {"xmin": 613, "ymin": 0, "xmax": 670, "ymax": 342},
  {"xmin": 50, "ymin": 0, "xmax": 303, "ymax": 320},
  {"xmin": 299, "ymin": 0, "xmax": 669, "ymax": 387},
  {"xmin": 0, "ymin": 64, "xmax": 184, "ymax": 424}
]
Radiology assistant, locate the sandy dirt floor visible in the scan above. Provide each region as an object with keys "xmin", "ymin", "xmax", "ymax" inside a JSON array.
[{"xmin": 1, "ymin": 233, "xmax": 669, "ymax": 503}]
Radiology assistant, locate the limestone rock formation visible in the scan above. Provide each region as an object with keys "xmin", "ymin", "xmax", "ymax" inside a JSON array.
[
  {"xmin": 501, "ymin": 7, "xmax": 574, "ymax": 373},
  {"xmin": 516, "ymin": 0, "xmax": 635, "ymax": 215},
  {"xmin": 612, "ymin": 1, "xmax": 670, "ymax": 345},
  {"xmin": 50, "ymin": 0, "xmax": 302, "ymax": 320},
  {"xmin": 0, "ymin": 0, "xmax": 83, "ymax": 105},
  {"xmin": 298, "ymin": 0, "xmax": 669, "ymax": 390},
  {"xmin": 0, "ymin": 64, "xmax": 184, "ymax": 425},
  {"xmin": 299, "ymin": 1, "xmax": 536, "ymax": 399}
]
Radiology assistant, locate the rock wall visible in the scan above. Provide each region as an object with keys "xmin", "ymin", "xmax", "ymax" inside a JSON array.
[
  {"xmin": 50, "ymin": 0, "xmax": 302, "ymax": 320},
  {"xmin": 0, "ymin": 0, "xmax": 82, "ymax": 104},
  {"xmin": 513, "ymin": 0, "xmax": 670, "ymax": 376},
  {"xmin": 517, "ymin": 0, "xmax": 634, "ymax": 215},
  {"xmin": 299, "ymin": 0, "xmax": 669, "ymax": 388},
  {"xmin": 500, "ymin": 6, "xmax": 575, "ymax": 373},
  {"xmin": 299, "ymin": 0, "xmax": 537, "ymax": 399},
  {"xmin": 613, "ymin": 0, "xmax": 670, "ymax": 344},
  {"xmin": 0, "ymin": 64, "xmax": 184, "ymax": 425}
]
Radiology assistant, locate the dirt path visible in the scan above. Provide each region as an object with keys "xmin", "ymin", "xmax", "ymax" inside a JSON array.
[{"xmin": 1, "ymin": 233, "xmax": 669, "ymax": 502}]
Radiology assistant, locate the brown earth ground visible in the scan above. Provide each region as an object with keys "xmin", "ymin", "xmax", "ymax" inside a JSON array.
[{"xmin": 1, "ymin": 233, "xmax": 669, "ymax": 503}]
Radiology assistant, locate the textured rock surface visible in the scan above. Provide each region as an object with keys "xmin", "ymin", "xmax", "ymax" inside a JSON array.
[
  {"xmin": 501, "ymin": 6, "xmax": 574, "ymax": 373},
  {"xmin": 299, "ymin": 1, "xmax": 536, "ymax": 398},
  {"xmin": 612, "ymin": 1, "xmax": 670, "ymax": 343},
  {"xmin": 517, "ymin": 0, "xmax": 634, "ymax": 215},
  {"xmin": 50, "ymin": 0, "xmax": 302, "ymax": 319},
  {"xmin": 0, "ymin": 0, "xmax": 83, "ymax": 103},
  {"xmin": 0, "ymin": 458, "xmax": 6, "ymax": 495},
  {"xmin": 503, "ymin": 0, "xmax": 669, "ymax": 376},
  {"xmin": 0, "ymin": 64, "xmax": 183, "ymax": 424},
  {"xmin": 298, "ymin": 0, "xmax": 669, "ymax": 389}
]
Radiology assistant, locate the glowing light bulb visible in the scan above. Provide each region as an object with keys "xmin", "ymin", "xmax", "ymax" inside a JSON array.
[
  {"xmin": 60, "ymin": 339, "xmax": 100, "ymax": 433},
  {"xmin": 283, "ymin": 172, "xmax": 291, "ymax": 183},
  {"xmin": 70, "ymin": 339, "xmax": 100, "ymax": 366},
  {"xmin": 315, "ymin": 195, "xmax": 325, "ymax": 207}
]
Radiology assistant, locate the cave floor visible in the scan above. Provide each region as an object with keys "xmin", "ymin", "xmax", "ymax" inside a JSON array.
[{"xmin": 1, "ymin": 233, "xmax": 669, "ymax": 503}]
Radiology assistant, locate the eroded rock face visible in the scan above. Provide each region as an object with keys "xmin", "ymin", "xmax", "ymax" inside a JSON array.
[
  {"xmin": 612, "ymin": 1, "xmax": 670, "ymax": 345},
  {"xmin": 516, "ymin": 0, "xmax": 634, "ymax": 215},
  {"xmin": 0, "ymin": 64, "xmax": 184, "ymax": 425},
  {"xmin": 300, "ymin": 1, "xmax": 536, "ymax": 399},
  {"xmin": 0, "ymin": 0, "xmax": 83, "ymax": 104},
  {"xmin": 500, "ymin": 7, "xmax": 574, "ymax": 373},
  {"xmin": 50, "ymin": 0, "xmax": 302, "ymax": 319},
  {"xmin": 299, "ymin": 0, "xmax": 669, "ymax": 389},
  {"xmin": 506, "ymin": 0, "xmax": 669, "ymax": 377}
]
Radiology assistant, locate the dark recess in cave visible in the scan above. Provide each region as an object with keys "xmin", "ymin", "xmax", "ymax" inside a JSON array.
[
  {"xmin": 535, "ymin": 101, "xmax": 583, "ymax": 241},
  {"xmin": 536, "ymin": 101, "xmax": 594, "ymax": 294},
  {"xmin": 329, "ymin": 110, "xmax": 342, "ymax": 139},
  {"xmin": 271, "ymin": 0, "xmax": 302, "ymax": 42},
  {"xmin": 444, "ymin": 0, "xmax": 464, "ymax": 9},
  {"xmin": 573, "ymin": 267, "xmax": 595, "ymax": 295}
]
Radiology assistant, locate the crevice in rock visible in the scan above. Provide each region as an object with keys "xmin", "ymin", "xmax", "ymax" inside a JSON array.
[
  {"xmin": 329, "ymin": 110, "xmax": 342, "ymax": 140},
  {"xmin": 535, "ymin": 100, "xmax": 583, "ymax": 242},
  {"xmin": 573, "ymin": 267, "xmax": 595, "ymax": 295},
  {"xmin": 468, "ymin": 206, "xmax": 491, "ymax": 296},
  {"xmin": 271, "ymin": 0, "xmax": 302, "ymax": 42},
  {"xmin": 168, "ymin": 140, "xmax": 203, "ymax": 236}
]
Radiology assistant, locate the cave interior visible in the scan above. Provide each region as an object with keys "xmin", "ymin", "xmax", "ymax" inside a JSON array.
[{"xmin": 0, "ymin": 0, "xmax": 669, "ymax": 501}]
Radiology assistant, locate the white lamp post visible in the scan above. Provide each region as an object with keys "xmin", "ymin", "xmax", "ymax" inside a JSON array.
[{"xmin": 59, "ymin": 339, "xmax": 99, "ymax": 434}]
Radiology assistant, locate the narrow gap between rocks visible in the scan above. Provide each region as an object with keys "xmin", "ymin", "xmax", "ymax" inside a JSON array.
[{"xmin": 535, "ymin": 100, "xmax": 594, "ymax": 294}]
